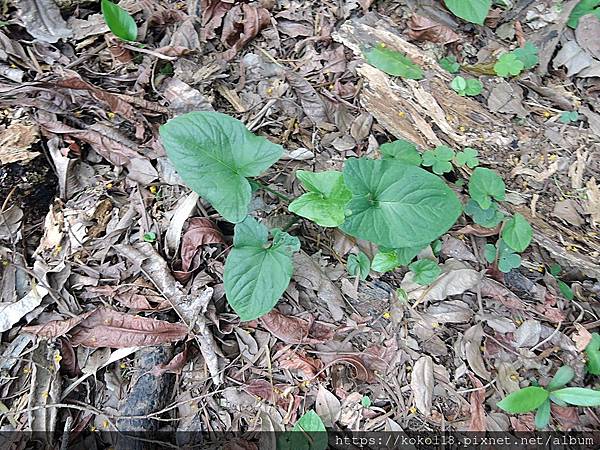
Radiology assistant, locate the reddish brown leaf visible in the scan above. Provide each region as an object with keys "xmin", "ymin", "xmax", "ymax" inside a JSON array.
[
  {"xmin": 322, "ymin": 354, "xmax": 376, "ymax": 383},
  {"xmin": 551, "ymin": 404, "xmax": 580, "ymax": 430},
  {"xmin": 201, "ymin": 0, "xmax": 235, "ymax": 40},
  {"xmin": 25, "ymin": 308, "xmax": 188, "ymax": 348},
  {"xmin": 468, "ymin": 373, "xmax": 486, "ymax": 432},
  {"xmin": 457, "ymin": 224, "xmax": 502, "ymax": 237},
  {"xmin": 480, "ymin": 278, "xmax": 526, "ymax": 310},
  {"xmin": 275, "ymin": 348, "xmax": 323, "ymax": 378},
  {"xmin": 220, "ymin": 3, "xmax": 271, "ymax": 60},
  {"xmin": 150, "ymin": 347, "xmax": 188, "ymax": 376},
  {"xmin": 406, "ymin": 15, "xmax": 461, "ymax": 45},
  {"xmin": 244, "ymin": 379, "xmax": 301, "ymax": 416},
  {"xmin": 174, "ymin": 218, "xmax": 224, "ymax": 282},
  {"xmin": 260, "ymin": 310, "xmax": 335, "ymax": 344}
]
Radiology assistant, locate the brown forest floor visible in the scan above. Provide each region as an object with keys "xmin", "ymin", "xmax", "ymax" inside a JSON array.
[{"xmin": 1, "ymin": 0, "xmax": 600, "ymax": 446}]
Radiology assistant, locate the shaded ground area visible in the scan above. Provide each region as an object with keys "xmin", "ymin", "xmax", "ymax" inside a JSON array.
[{"xmin": 1, "ymin": 0, "xmax": 600, "ymax": 446}]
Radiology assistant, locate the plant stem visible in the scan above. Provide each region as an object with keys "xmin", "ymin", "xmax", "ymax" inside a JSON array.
[{"xmin": 255, "ymin": 181, "xmax": 292, "ymax": 203}]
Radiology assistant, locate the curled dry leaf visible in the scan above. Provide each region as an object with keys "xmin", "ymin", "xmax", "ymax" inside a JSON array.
[
  {"xmin": 0, "ymin": 121, "xmax": 40, "ymax": 164},
  {"xmin": 0, "ymin": 285, "xmax": 49, "ymax": 333},
  {"xmin": 406, "ymin": 15, "xmax": 461, "ymax": 45},
  {"xmin": 468, "ymin": 373, "xmax": 486, "ymax": 432},
  {"xmin": 24, "ymin": 307, "xmax": 188, "ymax": 348},
  {"xmin": 411, "ymin": 355, "xmax": 434, "ymax": 416},
  {"xmin": 572, "ymin": 323, "xmax": 592, "ymax": 352},
  {"xmin": 321, "ymin": 354, "xmax": 376, "ymax": 383},
  {"xmin": 150, "ymin": 347, "xmax": 189, "ymax": 376},
  {"xmin": 202, "ymin": 0, "xmax": 235, "ymax": 40},
  {"xmin": 260, "ymin": 309, "xmax": 335, "ymax": 344},
  {"xmin": 463, "ymin": 324, "xmax": 491, "ymax": 381},
  {"xmin": 276, "ymin": 348, "xmax": 322, "ymax": 378},
  {"xmin": 457, "ymin": 223, "xmax": 502, "ymax": 237},
  {"xmin": 174, "ymin": 217, "xmax": 224, "ymax": 282},
  {"xmin": 221, "ymin": 3, "xmax": 271, "ymax": 60}
]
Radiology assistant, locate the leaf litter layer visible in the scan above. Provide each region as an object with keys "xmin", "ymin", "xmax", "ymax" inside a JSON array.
[{"xmin": 1, "ymin": 0, "xmax": 600, "ymax": 444}]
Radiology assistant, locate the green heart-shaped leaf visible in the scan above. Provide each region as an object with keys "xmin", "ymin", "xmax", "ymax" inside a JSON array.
[
  {"xmin": 288, "ymin": 170, "xmax": 351, "ymax": 227},
  {"xmin": 468, "ymin": 167, "xmax": 505, "ymax": 209},
  {"xmin": 101, "ymin": 0, "xmax": 137, "ymax": 41},
  {"xmin": 223, "ymin": 217, "xmax": 299, "ymax": 320},
  {"xmin": 347, "ymin": 251, "xmax": 371, "ymax": 280},
  {"xmin": 497, "ymin": 386, "xmax": 549, "ymax": 413},
  {"xmin": 372, "ymin": 245, "xmax": 423, "ymax": 273},
  {"xmin": 465, "ymin": 200, "xmax": 504, "ymax": 228},
  {"xmin": 278, "ymin": 410, "xmax": 327, "ymax": 450},
  {"xmin": 444, "ymin": 0, "xmax": 492, "ymax": 25},
  {"xmin": 501, "ymin": 213, "xmax": 532, "ymax": 252},
  {"xmin": 379, "ymin": 139, "xmax": 422, "ymax": 165},
  {"xmin": 340, "ymin": 158, "xmax": 462, "ymax": 249},
  {"xmin": 409, "ymin": 259, "xmax": 442, "ymax": 285},
  {"xmin": 160, "ymin": 112, "xmax": 283, "ymax": 223}
]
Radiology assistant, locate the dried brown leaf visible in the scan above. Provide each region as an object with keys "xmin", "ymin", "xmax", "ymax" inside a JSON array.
[
  {"xmin": 315, "ymin": 385, "xmax": 341, "ymax": 426},
  {"xmin": 468, "ymin": 374, "xmax": 486, "ymax": 431},
  {"xmin": 411, "ymin": 355, "xmax": 434, "ymax": 416},
  {"xmin": 260, "ymin": 309, "xmax": 334, "ymax": 344},
  {"xmin": 221, "ymin": 4, "xmax": 271, "ymax": 60},
  {"xmin": 406, "ymin": 15, "xmax": 461, "ymax": 45},
  {"xmin": 150, "ymin": 348, "xmax": 189, "ymax": 376},
  {"xmin": 179, "ymin": 217, "xmax": 224, "ymax": 273},
  {"xmin": 286, "ymin": 70, "xmax": 331, "ymax": 125},
  {"xmin": 276, "ymin": 348, "xmax": 322, "ymax": 378}
]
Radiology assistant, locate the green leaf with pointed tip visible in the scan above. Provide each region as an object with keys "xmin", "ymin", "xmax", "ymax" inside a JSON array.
[
  {"xmin": 279, "ymin": 410, "xmax": 328, "ymax": 450},
  {"xmin": 465, "ymin": 200, "xmax": 504, "ymax": 228},
  {"xmin": 372, "ymin": 246, "xmax": 422, "ymax": 273},
  {"xmin": 422, "ymin": 146, "xmax": 455, "ymax": 175},
  {"xmin": 455, "ymin": 148, "xmax": 480, "ymax": 168},
  {"xmin": 160, "ymin": 112, "xmax": 283, "ymax": 223},
  {"xmin": 347, "ymin": 251, "xmax": 371, "ymax": 280},
  {"xmin": 444, "ymin": 0, "xmax": 491, "ymax": 25},
  {"xmin": 365, "ymin": 45, "xmax": 424, "ymax": 80},
  {"xmin": 409, "ymin": 259, "xmax": 442, "ymax": 285},
  {"xmin": 340, "ymin": 158, "xmax": 462, "ymax": 249},
  {"xmin": 558, "ymin": 280, "xmax": 574, "ymax": 300},
  {"xmin": 101, "ymin": 0, "xmax": 137, "ymax": 41},
  {"xmin": 494, "ymin": 53, "xmax": 525, "ymax": 78},
  {"xmin": 502, "ymin": 213, "xmax": 532, "ymax": 252},
  {"xmin": 497, "ymin": 386, "xmax": 549, "ymax": 413},
  {"xmin": 549, "ymin": 263, "xmax": 562, "ymax": 277},
  {"xmin": 468, "ymin": 167, "xmax": 505, "ymax": 209},
  {"xmin": 288, "ymin": 170, "xmax": 351, "ymax": 227},
  {"xmin": 551, "ymin": 387, "xmax": 600, "ymax": 406},
  {"xmin": 585, "ymin": 332, "xmax": 600, "ymax": 376},
  {"xmin": 512, "ymin": 42, "xmax": 539, "ymax": 70},
  {"xmin": 534, "ymin": 399, "xmax": 551, "ymax": 429},
  {"xmin": 379, "ymin": 140, "xmax": 422, "ymax": 165},
  {"xmin": 547, "ymin": 366, "xmax": 575, "ymax": 391},
  {"xmin": 439, "ymin": 55, "xmax": 460, "ymax": 73},
  {"xmin": 223, "ymin": 217, "xmax": 299, "ymax": 321}
]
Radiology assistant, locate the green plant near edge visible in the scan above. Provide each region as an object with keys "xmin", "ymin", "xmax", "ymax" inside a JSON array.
[
  {"xmin": 160, "ymin": 111, "xmax": 534, "ymax": 321},
  {"xmin": 101, "ymin": 0, "xmax": 138, "ymax": 42},
  {"xmin": 444, "ymin": 0, "xmax": 492, "ymax": 25},
  {"xmin": 497, "ymin": 366, "xmax": 600, "ymax": 429},
  {"xmin": 450, "ymin": 76, "xmax": 483, "ymax": 97},
  {"xmin": 364, "ymin": 44, "xmax": 424, "ymax": 80},
  {"xmin": 278, "ymin": 410, "xmax": 327, "ymax": 450}
]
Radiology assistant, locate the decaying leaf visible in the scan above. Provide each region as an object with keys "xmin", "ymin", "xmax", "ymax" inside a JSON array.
[
  {"xmin": 17, "ymin": 0, "xmax": 72, "ymax": 43},
  {"xmin": 406, "ymin": 15, "xmax": 461, "ymax": 45},
  {"xmin": 260, "ymin": 309, "xmax": 334, "ymax": 344},
  {"xmin": 221, "ymin": 3, "xmax": 271, "ymax": 60},
  {"xmin": 462, "ymin": 324, "xmax": 491, "ymax": 380},
  {"xmin": 0, "ymin": 122, "xmax": 40, "ymax": 164},
  {"xmin": 315, "ymin": 385, "xmax": 341, "ymax": 426},
  {"xmin": 174, "ymin": 217, "xmax": 224, "ymax": 281},
  {"xmin": 276, "ymin": 348, "xmax": 322, "ymax": 378},
  {"xmin": 411, "ymin": 355, "xmax": 434, "ymax": 416},
  {"xmin": 24, "ymin": 307, "xmax": 188, "ymax": 348},
  {"xmin": 0, "ymin": 285, "xmax": 48, "ymax": 333}
]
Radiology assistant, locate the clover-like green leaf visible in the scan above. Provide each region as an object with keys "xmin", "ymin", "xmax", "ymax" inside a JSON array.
[
  {"xmin": 340, "ymin": 158, "xmax": 462, "ymax": 249},
  {"xmin": 568, "ymin": 0, "xmax": 600, "ymax": 28},
  {"xmin": 451, "ymin": 76, "xmax": 483, "ymax": 96},
  {"xmin": 372, "ymin": 246, "xmax": 422, "ymax": 273},
  {"xmin": 409, "ymin": 259, "xmax": 442, "ymax": 285},
  {"xmin": 468, "ymin": 167, "xmax": 506, "ymax": 209},
  {"xmin": 160, "ymin": 112, "xmax": 283, "ymax": 223},
  {"xmin": 512, "ymin": 42, "xmax": 539, "ymax": 70},
  {"xmin": 347, "ymin": 251, "xmax": 371, "ymax": 280},
  {"xmin": 551, "ymin": 387, "xmax": 600, "ymax": 407},
  {"xmin": 421, "ymin": 146, "xmax": 455, "ymax": 175},
  {"xmin": 501, "ymin": 213, "xmax": 532, "ymax": 252},
  {"xmin": 379, "ymin": 139, "xmax": 422, "ymax": 165},
  {"xmin": 486, "ymin": 239, "xmax": 521, "ymax": 273},
  {"xmin": 288, "ymin": 170, "xmax": 351, "ymax": 227},
  {"xmin": 445, "ymin": 0, "xmax": 491, "ymax": 24},
  {"xmin": 223, "ymin": 217, "xmax": 299, "ymax": 321},
  {"xmin": 534, "ymin": 399, "xmax": 551, "ymax": 429},
  {"xmin": 497, "ymin": 386, "xmax": 549, "ymax": 413},
  {"xmin": 365, "ymin": 44, "xmax": 424, "ymax": 80},
  {"xmin": 494, "ymin": 53, "xmax": 525, "ymax": 78},
  {"xmin": 101, "ymin": 0, "xmax": 137, "ymax": 41},
  {"xmin": 278, "ymin": 410, "xmax": 327, "ymax": 450},
  {"xmin": 464, "ymin": 199, "xmax": 504, "ymax": 228},
  {"xmin": 559, "ymin": 111, "xmax": 579, "ymax": 123},
  {"xmin": 585, "ymin": 333, "xmax": 600, "ymax": 376},
  {"xmin": 455, "ymin": 148, "xmax": 479, "ymax": 168},
  {"xmin": 439, "ymin": 55, "xmax": 460, "ymax": 73},
  {"xmin": 547, "ymin": 366, "xmax": 575, "ymax": 391}
]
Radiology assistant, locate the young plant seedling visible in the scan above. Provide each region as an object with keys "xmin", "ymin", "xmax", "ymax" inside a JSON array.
[
  {"xmin": 585, "ymin": 333, "xmax": 600, "ymax": 375},
  {"xmin": 494, "ymin": 53, "xmax": 525, "ymax": 78},
  {"xmin": 365, "ymin": 43, "xmax": 424, "ymax": 80},
  {"xmin": 450, "ymin": 76, "xmax": 484, "ymax": 97},
  {"xmin": 464, "ymin": 200, "xmax": 504, "ymax": 228},
  {"xmin": 568, "ymin": 0, "xmax": 600, "ymax": 28},
  {"xmin": 559, "ymin": 111, "xmax": 579, "ymax": 124},
  {"xmin": 468, "ymin": 167, "xmax": 506, "ymax": 209},
  {"xmin": 421, "ymin": 146, "xmax": 455, "ymax": 175},
  {"xmin": 485, "ymin": 239, "xmax": 521, "ymax": 273},
  {"xmin": 444, "ymin": 0, "xmax": 492, "ymax": 25},
  {"xmin": 497, "ymin": 366, "xmax": 600, "ymax": 429},
  {"xmin": 372, "ymin": 246, "xmax": 423, "ymax": 273},
  {"xmin": 439, "ymin": 55, "xmax": 460, "ymax": 73},
  {"xmin": 454, "ymin": 147, "xmax": 480, "ymax": 168},
  {"xmin": 409, "ymin": 259, "xmax": 442, "ymax": 285},
  {"xmin": 379, "ymin": 139, "xmax": 422, "ymax": 165},
  {"xmin": 101, "ymin": 0, "xmax": 137, "ymax": 42},
  {"xmin": 278, "ymin": 410, "xmax": 327, "ymax": 450},
  {"xmin": 501, "ymin": 213, "xmax": 533, "ymax": 253},
  {"xmin": 347, "ymin": 251, "xmax": 371, "ymax": 280},
  {"xmin": 512, "ymin": 42, "xmax": 539, "ymax": 70},
  {"xmin": 548, "ymin": 264, "xmax": 574, "ymax": 300}
]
